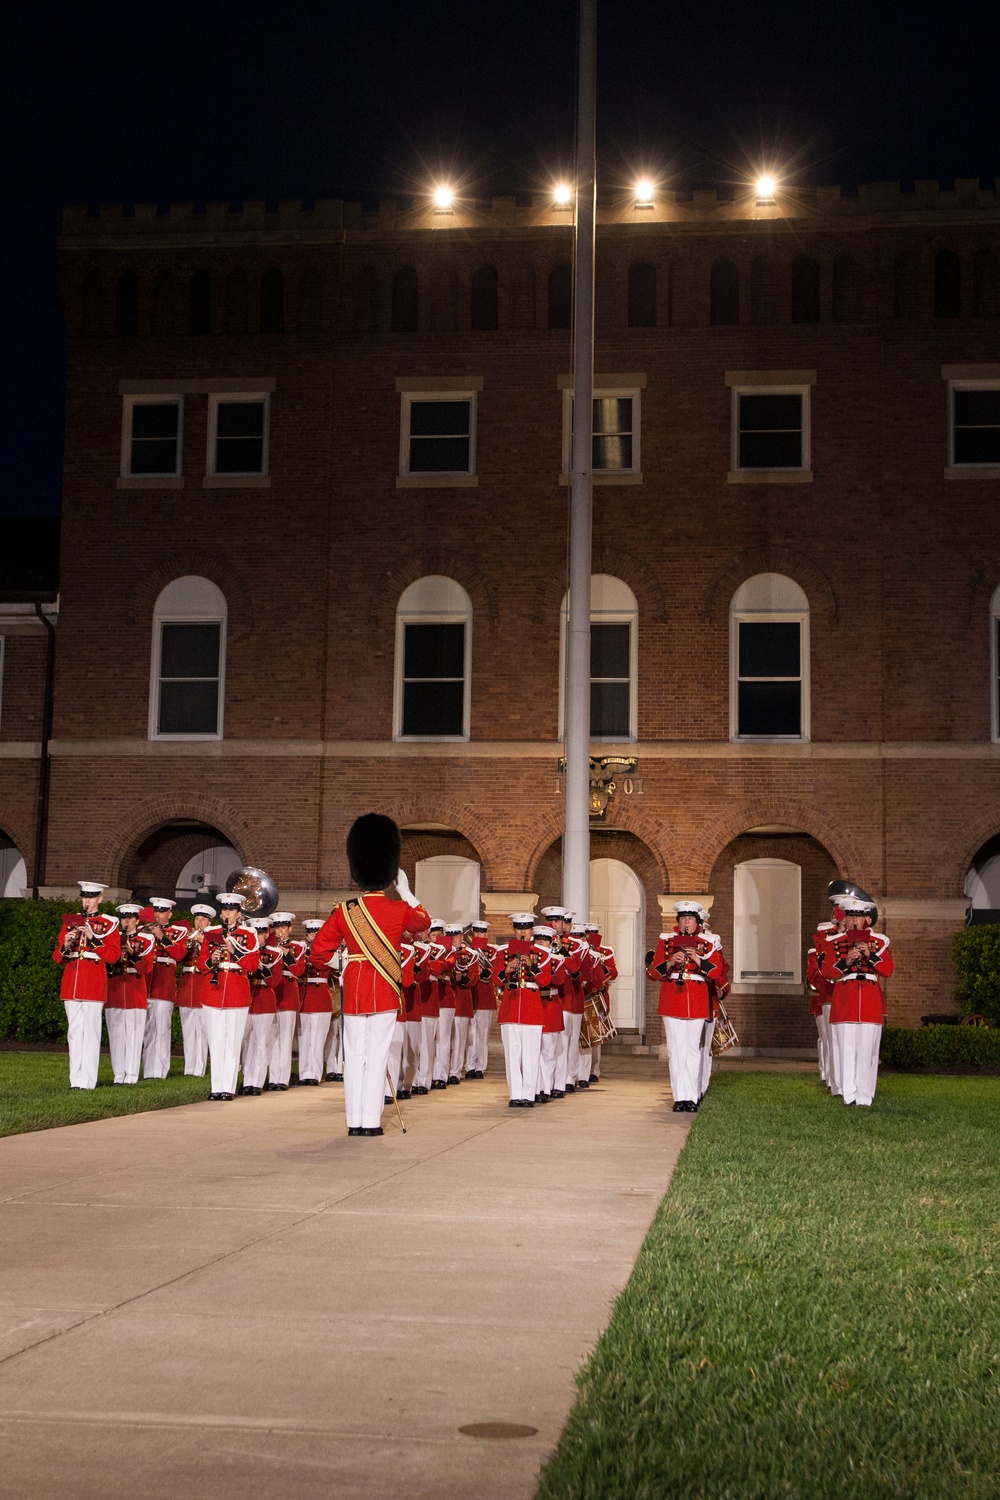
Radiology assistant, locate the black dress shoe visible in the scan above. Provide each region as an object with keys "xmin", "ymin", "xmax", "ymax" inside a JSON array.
[
  {"xmin": 325, "ymin": 1072, "xmax": 338, "ymax": 1081},
  {"xmin": 412, "ymin": 1085, "xmax": 428, "ymax": 1096},
  {"xmin": 331, "ymin": 1072, "xmax": 344, "ymax": 1082},
  {"xmin": 551, "ymin": 1088, "xmax": 565, "ymax": 1098},
  {"xmin": 448, "ymin": 1075, "xmax": 461, "ymax": 1085},
  {"xmin": 242, "ymin": 1086, "xmax": 260, "ymax": 1096},
  {"xmin": 577, "ymin": 1079, "xmax": 590, "ymax": 1090},
  {"xmin": 522, "ymin": 1099, "xmax": 534, "ymax": 1107},
  {"xmin": 431, "ymin": 1079, "xmax": 447, "ymax": 1091},
  {"xmin": 397, "ymin": 1088, "xmax": 411, "ymax": 1100},
  {"xmin": 564, "ymin": 1083, "xmax": 576, "ymax": 1093},
  {"xmin": 301, "ymin": 1078, "xmax": 319, "ymax": 1087},
  {"xmin": 589, "ymin": 1074, "xmax": 600, "ymax": 1084},
  {"xmin": 534, "ymin": 1093, "xmax": 545, "ymax": 1103},
  {"xmin": 209, "ymin": 1093, "xmax": 222, "ymax": 1101},
  {"xmin": 672, "ymin": 1101, "xmax": 684, "ymax": 1112},
  {"xmin": 277, "ymin": 1083, "xmax": 289, "ymax": 1092},
  {"xmin": 362, "ymin": 1126, "xmax": 384, "ymax": 1136},
  {"xmin": 220, "ymin": 1093, "xmax": 234, "ymax": 1101},
  {"xmin": 385, "ymin": 1095, "xmax": 393, "ymax": 1104},
  {"xmin": 508, "ymin": 1099, "xmax": 520, "ymax": 1108},
  {"xmin": 347, "ymin": 1126, "xmax": 363, "ymax": 1136},
  {"xmin": 266, "ymin": 1082, "xmax": 280, "ymax": 1091}
]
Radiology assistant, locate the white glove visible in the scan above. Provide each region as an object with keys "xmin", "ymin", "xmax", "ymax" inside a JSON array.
[{"xmin": 394, "ymin": 868, "xmax": 421, "ymax": 909}]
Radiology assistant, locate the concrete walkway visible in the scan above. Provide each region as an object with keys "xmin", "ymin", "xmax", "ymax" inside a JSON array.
[{"xmin": 0, "ymin": 1056, "xmax": 688, "ymax": 1499}]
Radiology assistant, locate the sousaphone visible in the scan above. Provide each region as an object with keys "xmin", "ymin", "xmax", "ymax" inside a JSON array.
[{"xmin": 225, "ymin": 866, "xmax": 279, "ymax": 918}]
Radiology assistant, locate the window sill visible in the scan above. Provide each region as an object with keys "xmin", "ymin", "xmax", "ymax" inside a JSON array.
[
  {"xmin": 731, "ymin": 736, "xmax": 810, "ymax": 745},
  {"xmin": 558, "ymin": 472, "xmax": 643, "ymax": 486},
  {"xmin": 944, "ymin": 465, "xmax": 1000, "ymax": 480},
  {"xmin": 727, "ymin": 469, "xmax": 813, "ymax": 485},
  {"xmin": 396, "ymin": 474, "xmax": 479, "ymax": 488},
  {"xmin": 393, "ymin": 735, "xmax": 470, "ymax": 744},
  {"xmin": 203, "ymin": 474, "xmax": 271, "ymax": 488},
  {"xmin": 117, "ymin": 476, "xmax": 184, "ymax": 490},
  {"xmin": 149, "ymin": 734, "xmax": 224, "ymax": 743}
]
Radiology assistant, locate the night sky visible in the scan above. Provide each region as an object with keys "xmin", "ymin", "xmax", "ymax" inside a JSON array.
[{"xmin": 3, "ymin": 0, "xmax": 998, "ymax": 517}]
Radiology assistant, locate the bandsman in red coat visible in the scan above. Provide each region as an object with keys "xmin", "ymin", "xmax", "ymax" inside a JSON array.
[
  {"xmin": 448, "ymin": 926, "xmax": 479, "ymax": 1084},
  {"xmin": 52, "ymin": 880, "xmax": 121, "ymax": 1089},
  {"xmin": 390, "ymin": 938, "xmax": 417, "ymax": 1098},
  {"xmin": 240, "ymin": 916, "xmax": 282, "ymax": 1095},
  {"xmin": 299, "ymin": 917, "xmax": 335, "ymax": 1086},
  {"xmin": 807, "ymin": 917, "xmax": 837, "ymax": 1091},
  {"xmin": 268, "ymin": 913, "xmax": 304, "ymax": 1090},
  {"xmin": 432, "ymin": 924, "xmax": 461, "ymax": 1089},
  {"xmin": 143, "ymin": 897, "xmax": 190, "ymax": 1080},
  {"xmin": 463, "ymin": 920, "xmax": 496, "ymax": 1079},
  {"xmin": 535, "ymin": 924, "xmax": 566, "ymax": 1102},
  {"xmin": 413, "ymin": 920, "xmax": 445, "ymax": 1095},
  {"xmin": 323, "ymin": 942, "xmax": 346, "ymax": 1082},
  {"xmin": 310, "ymin": 815, "xmax": 430, "ymax": 1136},
  {"xmin": 197, "ymin": 892, "xmax": 259, "ymax": 1099},
  {"xmin": 105, "ymin": 902, "xmax": 154, "ymax": 1085},
  {"xmin": 819, "ymin": 895, "xmax": 894, "ymax": 1107},
  {"xmin": 493, "ymin": 913, "xmax": 552, "ymax": 1107},
  {"xmin": 649, "ymin": 901, "xmax": 725, "ymax": 1113},
  {"xmin": 580, "ymin": 922, "xmax": 618, "ymax": 1088},
  {"xmin": 399, "ymin": 928, "xmax": 426, "ymax": 1098},
  {"xmin": 695, "ymin": 906, "xmax": 725, "ymax": 1100},
  {"xmin": 176, "ymin": 902, "xmax": 215, "ymax": 1077}
]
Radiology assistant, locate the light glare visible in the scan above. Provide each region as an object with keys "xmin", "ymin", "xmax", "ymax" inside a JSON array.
[
  {"xmin": 553, "ymin": 182, "xmax": 572, "ymax": 206},
  {"xmin": 756, "ymin": 173, "xmax": 777, "ymax": 202},
  {"xmin": 635, "ymin": 178, "xmax": 655, "ymax": 203},
  {"xmin": 432, "ymin": 184, "xmax": 454, "ymax": 210}
]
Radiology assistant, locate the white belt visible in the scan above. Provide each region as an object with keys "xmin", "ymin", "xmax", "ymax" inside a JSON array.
[
  {"xmin": 282, "ymin": 970, "xmax": 299, "ymax": 981},
  {"xmin": 73, "ymin": 952, "xmax": 101, "ymax": 963},
  {"xmin": 181, "ymin": 965, "xmax": 198, "ymax": 974},
  {"xmin": 306, "ymin": 977, "xmax": 329, "ymax": 985},
  {"xmin": 507, "ymin": 982, "xmax": 539, "ymax": 991},
  {"xmin": 217, "ymin": 962, "xmax": 242, "ymax": 972},
  {"xmin": 125, "ymin": 966, "xmax": 138, "ymax": 975},
  {"xmin": 155, "ymin": 956, "xmax": 176, "ymax": 966}
]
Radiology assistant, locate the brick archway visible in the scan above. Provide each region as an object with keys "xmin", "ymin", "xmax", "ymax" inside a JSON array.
[
  {"xmin": 100, "ymin": 796, "xmax": 254, "ymax": 889},
  {"xmin": 367, "ymin": 556, "xmax": 499, "ymax": 639},
  {"xmin": 947, "ymin": 811, "xmax": 1000, "ymax": 898},
  {"xmin": 686, "ymin": 800, "xmax": 867, "ymax": 893},
  {"xmin": 373, "ymin": 796, "xmax": 499, "ymax": 892},
  {"xmin": 701, "ymin": 546, "xmax": 839, "ymax": 627}
]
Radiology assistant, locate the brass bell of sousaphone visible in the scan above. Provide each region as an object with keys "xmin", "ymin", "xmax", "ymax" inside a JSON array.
[{"xmin": 225, "ymin": 866, "xmax": 279, "ymax": 918}]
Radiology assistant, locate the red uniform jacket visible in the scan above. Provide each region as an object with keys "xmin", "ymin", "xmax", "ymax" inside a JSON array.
[
  {"xmin": 310, "ymin": 894, "xmax": 431, "ymax": 1016},
  {"xmin": 300, "ymin": 947, "xmax": 336, "ymax": 1014},
  {"xmin": 106, "ymin": 929, "xmax": 154, "ymax": 1010},
  {"xmin": 451, "ymin": 942, "xmax": 479, "ymax": 1019},
  {"xmin": 822, "ymin": 929, "xmax": 894, "ymax": 1025},
  {"xmin": 542, "ymin": 949, "xmax": 567, "ymax": 1034},
  {"xmin": 177, "ymin": 928, "xmax": 209, "ymax": 1008},
  {"xmin": 53, "ymin": 913, "xmax": 121, "ymax": 1002},
  {"xmin": 649, "ymin": 931, "xmax": 725, "ymax": 1021},
  {"xmin": 806, "ymin": 923, "xmax": 836, "ymax": 1016},
  {"xmin": 249, "ymin": 944, "xmax": 283, "ymax": 1015},
  {"xmin": 276, "ymin": 939, "xmax": 306, "ymax": 1012},
  {"xmin": 557, "ymin": 937, "xmax": 588, "ymax": 1016},
  {"xmin": 197, "ymin": 923, "xmax": 259, "ymax": 1008},
  {"xmin": 411, "ymin": 941, "xmax": 435, "ymax": 1020},
  {"xmin": 148, "ymin": 922, "xmax": 191, "ymax": 1002},
  {"xmin": 494, "ymin": 941, "xmax": 553, "ymax": 1027},
  {"xmin": 470, "ymin": 938, "xmax": 498, "ymax": 1011}
]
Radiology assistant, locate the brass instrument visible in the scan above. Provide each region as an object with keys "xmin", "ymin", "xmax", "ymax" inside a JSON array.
[{"xmin": 225, "ymin": 866, "xmax": 279, "ymax": 918}]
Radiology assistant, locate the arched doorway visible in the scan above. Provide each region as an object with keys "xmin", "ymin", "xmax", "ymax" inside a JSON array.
[
  {"xmin": 0, "ymin": 831, "xmax": 26, "ymax": 898},
  {"xmin": 965, "ymin": 835, "xmax": 1000, "ymax": 918},
  {"xmin": 590, "ymin": 858, "xmax": 644, "ymax": 1032},
  {"xmin": 415, "ymin": 855, "xmax": 481, "ymax": 925},
  {"xmin": 125, "ymin": 821, "xmax": 241, "ymax": 904}
]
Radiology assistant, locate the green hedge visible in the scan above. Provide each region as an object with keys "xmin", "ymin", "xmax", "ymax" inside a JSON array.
[
  {"xmin": 952, "ymin": 925, "xmax": 1000, "ymax": 1025},
  {"xmin": 881, "ymin": 1023, "xmax": 1000, "ymax": 1071}
]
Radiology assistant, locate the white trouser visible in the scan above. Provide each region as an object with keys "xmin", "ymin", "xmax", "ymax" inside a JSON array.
[
  {"xmin": 466, "ymin": 1009, "xmax": 493, "ymax": 1073},
  {"xmin": 699, "ymin": 1020, "xmax": 716, "ymax": 1098},
  {"xmin": 416, "ymin": 1015, "xmax": 438, "ymax": 1090},
  {"xmin": 562, "ymin": 1012, "xmax": 582, "ymax": 1087},
  {"xmin": 343, "ymin": 1010, "xmax": 397, "ymax": 1129},
  {"xmin": 179, "ymin": 1008, "xmax": 207, "ymax": 1076},
  {"xmin": 823, "ymin": 1003, "xmax": 840, "ymax": 1094},
  {"xmin": 65, "ymin": 1000, "xmax": 104, "ymax": 1089},
  {"xmin": 553, "ymin": 1025, "xmax": 570, "ymax": 1091},
  {"xmin": 591, "ymin": 1043, "xmax": 602, "ymax": 1079},
  {"xmin": 298, "ymin": 1011, "xmax": 332, "ymax": 1082},
  {"xmin": 449, "ymin": 1016, "xmax": 470, "ymax": 1079},
  {"xmin": 143, "ymin": 998, "xmax": 174, "ymax": 1079},
  {"xmin": 202, "ymin": 1006, "xmax": 249, "ymax": 1096},
  {"xmin": 324, "ymin": 1014, "xmax": 344, "ymax": 1074},
  {"xmin": 403, "ymin": 1019, "xmax": 420, "ymax": 1088},
  {"xmin": 501, "ymin": 1022, "xmax": 542, "ymax": 1102},
  {"xmin": 814, "ymin": 1011, "xmax": 829, "ymax": 1083},
  {"xmin": 388, "ymin": 1017, "xmax": 405, "ymax": 1093},
  {"xmin": 538, "ymin": 1031, "xmax": 558, "ymax": 1093},
  {"xmin": 664, "ymin": 1016, "xmax": 706, "ymax": 1105},
  {"xmin": 577, "ymin": 1038, "xmax": 593, "ymax": 1084},
  {"xmin": 833, "ymin": 1022, "xmax": 882, "ymax": 1107},
  {"xmin": 105, "ymin": 1008, "xmax": 127, "ymax": 1084},
  {"xmin": 243, "ymin": 1012, "xmax": 277, "ymax": 1090},
  {"xmin": 268, "ymin": 1010, "xmax": 297, "ymax": 1086},
  {"xmin": 434, "ymin": 1007, "xmax": 456, "ymax": 1083}
]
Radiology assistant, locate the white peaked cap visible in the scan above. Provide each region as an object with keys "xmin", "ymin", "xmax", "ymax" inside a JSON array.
[
  {"xmin": 303, "ymin": 918, "xmax": 324, "ymax": 931},
  {"xmin": 429, "ymin": 919, "xmax": 445, "ymax": 931},
  {"xmin": 540, "ymin": 905, "xmax": 566, "ymax": 919},
  {"xmin": 445, "ymin": 923, "xmax": 464, "ymax": 935},
  {"xmin": 271, "ymin": 912, "xmax": 295, "ymax": 924},
  {"xmin": 673, "ymin": 900, "xmax": 702, "ymax": 916},
  {"xmin": 217, "ymin": 893, "xmax": 244, "ymax": 908},
  {"xmin": 839, "ymin": 895, "xmax": 872, "ymax": 914},
  {"xmin": 532, "ymin": 924, "xmax": 555, "ymax": 938},
  {"xmin": 77, "ymin": 880, "xmax": 106, "ymax": 894},
  {"xmin": 190, "ymin": 903, "xmax": 216, "ymax": 918},
  {"xmin": 116, "ymin": 903, "xmax": 141, "ymax": 915},
  {"xmin": 249, "ymin": 916, "xmax": 272, "ymax": 930},
  {"xmin": 149, "ymin": 897, "xmax": 176, "ymax": 910},
  {"xmin": 510, "ymin": 912, "xmax": 535, "ymax": 926},
  {"xmin": 470, "ymin": 920, "xmax": 489, "ymax": 931}
]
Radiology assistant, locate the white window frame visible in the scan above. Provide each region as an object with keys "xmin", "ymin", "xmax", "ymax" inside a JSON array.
[
  {"xmin": 948, "ymin": 380, "xmax": 1000, "ymax": 469},
  {"xmin": 149, "ymin": 579, "xmax": 227, "ymax": 742},
  {"xmin": 991, "ymin": 585, "xmax": 1000, "ymax": 744},
  {"xmin": 732, "ymin": 858, "xmax": 802, "ymax": 993},
  {"xmin": 730, "ymin": 384, "xmax": 811, "ymax": 476},
  {"xmin": 730, "ymin": 577, "xmax": 810, "ymax": 743},
  {"xmin": 398, "ymin": 389, "xmax": 478, "ymax": 480},
  {"xmin": 206, "ymin": 392, "xmax": 270, "ymax": 477},
  {"xmin": 121, "ymin": 394, "xmax": 183, "ymax": 478},
  {"xmin": 561, "ymin": 387, "xmax": 642, "ymax": 481},
  {"xmin": 393, "ymin": 578, "xmax": 472, "ymax": 743},
  {"xmin": 558, "ymin": 577, "xmax": 639, "ymax": 743}
]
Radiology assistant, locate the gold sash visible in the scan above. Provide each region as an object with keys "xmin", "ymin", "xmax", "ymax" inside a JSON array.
[{"xmin": 340, "ymin": 897, "xmax": 402, "ymax": 1003}]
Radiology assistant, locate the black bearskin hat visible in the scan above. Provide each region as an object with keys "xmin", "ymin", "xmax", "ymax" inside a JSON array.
[{"xmin": 346, "ymin": 813, "xmax": 401, "ymax": 890}]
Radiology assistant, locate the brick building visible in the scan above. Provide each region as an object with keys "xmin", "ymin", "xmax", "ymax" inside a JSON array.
[{"xmin": 3, "ymin": 177, "xmax": 1000, "ymax": 1050}]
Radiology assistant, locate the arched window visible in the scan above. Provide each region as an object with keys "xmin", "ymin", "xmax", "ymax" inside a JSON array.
[
  {"xmin": 115, "ymin": 271, "xmax": 139, "ymax": 336},
  {"xmin": 470, "ymin": 266, "xmax": 499, "ymax": 330},
  {"xmin": 666, "ymin": 260, "xmax": 695, "ymax": 326},
  {"xmin": 730, "ymin": 574, "xmax": 809, "ymax": 741},
  {"xmin": 510, "ymin": 263, "xmax": 536, "ymax": 329},
  {"xmin": 222, "ymin": 270, "xmax": 248, "ymax": 334},
  {"xmin": 934, "ymin": 250, "xmax": 961, "ymax": 318},
  {"xmin": 395, "ymin": 576, "xmax": 472, "ymax": 740},
  {"xmin": 296, "ymin": 266, "xmax": 324, "ymax": 332},
  {"xmin": 710, "ymin": 259, "xmax": 739, "ymax": 325},
  {"xmin": 151, "ymin": 271, "xmax": 177, "ymax": 335},
  {"xmin": 831, "ymin": 254, "xmax": 857, "ymax": 323},
  {"xmin": 81, "ymin": 271, "xmax": 104, "ymax": 337},
  {"xmin": 430, "ymin": 264, "xmax": 460, "ymax": 331},
  {"xmin": 352, "ymin": 265, "xmax": 379, "ymax": 331},
  {"xmin": 0, "ymin": 834, "xmax": 27, "ymax": 899},
  {"xmin": 188, "ymin": 270, "xmax": 212, "ymax": 335},
  {"xmin": 893, "ymin": 251, "xmax": 920, "ymax": 318},
  {"xmin": 391, "ymin": 265, "xmax": 418, "ymax": 332},
  {"xmin": 260, "ymin": 267, "xmax": 284, "ymax": 333},
  {"xmin": 750, "ymin": 257, "xmax": 781, "ymax": 324},
  {"xmin": 548, "ymin": 263, "xmax": 572, "ymax": 329},
  {"xmin": 627, "ymin": 262, "xmax": 656, "ymax": 327},
  {"xmin": 973, "ymin": 250, "xmax": 1000, "ymax": 318},
  {"xmin": 734, "ymin": 858, "xmax": 802, "ymax": 986},
  {"xmin": 559, "ymin": 576, "xmax": 638, "ymax": 741},
  {"xmin": 791, "ymin": 257, "xmax": 820, "ymax": 323},
  {"xmin": 150, "ymin": 577, "xmax": 226, "ymax": 739}
]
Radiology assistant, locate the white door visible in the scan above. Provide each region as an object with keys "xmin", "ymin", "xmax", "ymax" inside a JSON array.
[
  {"xmin": 733, "ymin": 858, "xmax": 801, "ymax": 983},
  {"xmin": 590, "ymin": 858, "xmax": 644, "ymax": 1031},
  {"xmin": 415, "ymin": 855, "xmax": 481, "ymax": 925}
]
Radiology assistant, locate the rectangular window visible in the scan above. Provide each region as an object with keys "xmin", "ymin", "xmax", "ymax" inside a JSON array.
[
  {"xmin": 123, "ymin": 397, "xmax": 182, "ymax": 476},
  {"xmin": 563, "ymin": 389, "xmax": 641, "ymax": 476},
  {"xmin": 952, "ymin": 386, "xmax": 1000, "ymax": 465},
  {"xmin": 735, "ymin": 391, "xmax": 804, "ymax": 469},
  {"xmin": 591, "ymin": 622, "xmax": 631, "ymax": 737},
  {"xmin": 208, "ymin": 395, "xmax": 269, "ymax": 476},
  {"xmin": 737, "ymin": 621, "xmax": 802, "ymax": 737},
  {"xmin": 157, "ymin": 621, "xmax": 221, "ymax": 735},
  {"xmin": 400, "ymin": 394, "xmax": 475, "ymax": 476},
  {"xmin": 401, "ymin": 622, "xmax": 466, "ymax": 736}
]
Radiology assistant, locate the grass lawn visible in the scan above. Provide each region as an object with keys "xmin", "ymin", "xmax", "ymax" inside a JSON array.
[
  {"xmin": 538, "ymin": 1072, "xmax": 1000, "ymax": 1500},
  {"xmin": 0, "ymin": 1050, "xmax": 209, "ymax": 1138}
]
